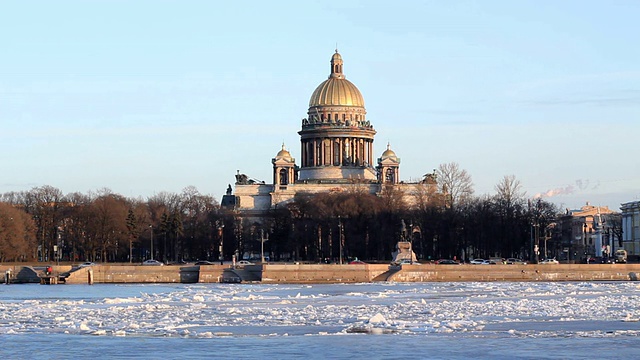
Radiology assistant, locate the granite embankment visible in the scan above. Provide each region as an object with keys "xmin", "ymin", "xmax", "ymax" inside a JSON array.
[{"xmin": 2, "ymin": 263, "xmax": 640, "ymax": 284}]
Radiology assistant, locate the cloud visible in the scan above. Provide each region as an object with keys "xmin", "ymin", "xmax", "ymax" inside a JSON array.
[
  {"xmin": 534, "ymin": 179, "xmax": 604, "ymax": 200},
  {"xmin": 534, "ymin": 185, "xmax": 576, "ymax": 199}
]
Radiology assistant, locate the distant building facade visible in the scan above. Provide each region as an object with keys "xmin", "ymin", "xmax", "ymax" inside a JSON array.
[
  {"xmin": 222, "ymin": 51, "xmax": 434, "ymax": 217},
  {"xmin": 621, "ymin": 201, "xmax": 640, "ymax": 258},
  {"xmin": 557, "ymin": 203, "xmax": 620, "ymax": 261}
]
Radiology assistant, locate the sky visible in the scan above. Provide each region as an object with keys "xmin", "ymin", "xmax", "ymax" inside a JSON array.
[{"xmin": 1, "ymin": 1, "xmax": 639, "ymax": 211}]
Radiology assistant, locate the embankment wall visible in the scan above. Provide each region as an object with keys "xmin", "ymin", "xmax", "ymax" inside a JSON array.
[{"xmin": 1, "ymin": 263, "xmax": 639, "ymax": 284}]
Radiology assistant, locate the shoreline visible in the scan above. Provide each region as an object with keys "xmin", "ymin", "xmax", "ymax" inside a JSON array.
[{"xmin": 2, "ymin": 263, "xmax": 639, "ymax": 284}]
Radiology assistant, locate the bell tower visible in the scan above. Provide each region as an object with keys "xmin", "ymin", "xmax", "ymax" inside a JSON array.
[{"xmin": 272, "ymin": 144, "xmax": 296, "ymax": 191}]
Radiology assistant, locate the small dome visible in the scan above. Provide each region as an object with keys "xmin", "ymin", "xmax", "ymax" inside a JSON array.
[
  {"xmin": 276, "ymin": 144, "xmax": 292, "ymax": 158},
  {"xmin": 381, "ymin": 143, "xmax": 396, "ymax": 158}
]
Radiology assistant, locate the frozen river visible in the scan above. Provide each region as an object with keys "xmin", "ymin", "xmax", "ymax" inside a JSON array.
[{"xmin": 1, "ymin": 282, "xmax": 640, "ymax": 359}]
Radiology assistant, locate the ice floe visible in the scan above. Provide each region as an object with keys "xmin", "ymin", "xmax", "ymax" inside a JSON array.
[{"xmin": 0, "ymin": 282, "xmax": 639, "ymax": 339}]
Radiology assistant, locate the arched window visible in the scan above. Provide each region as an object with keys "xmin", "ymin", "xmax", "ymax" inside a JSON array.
[
  {"xmin": 385, "ymin": 168, "xmax": 395, "ymax": 183},
  {"xmin": 279, "ymin": 169, "xmax": 288, "ymax": 185}
]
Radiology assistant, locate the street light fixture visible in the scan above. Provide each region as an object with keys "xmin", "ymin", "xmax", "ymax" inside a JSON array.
[
  {"xmin": 583, "ymin": 223, "xmax": 588, "ymax": 259},
  {"xmin": 217, "ymin": 221, "xmax": 224, "ymax": 265},
  {"xmin": 149, "ymin": 225, "xmax": 154, "ymax": 260},
  {"xmin": 338, "ymin": 216, "xmax": 343, "ymax": 265},
  {"xmin": 408, "ymin": 223, "xmax": 413, "ymax": 264},
  {"xmin": 260, "ymin": 228, "xmax": 269, "ymax": 263}
]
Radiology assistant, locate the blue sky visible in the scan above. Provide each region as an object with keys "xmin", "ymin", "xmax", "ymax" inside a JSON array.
[{"xmin": 1, "ymin": 1, "xmax": 639, "ymax": 210}]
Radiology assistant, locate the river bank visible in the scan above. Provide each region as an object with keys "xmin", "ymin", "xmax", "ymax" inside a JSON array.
[{"xmin": 2, "ymin": 263, "xmax": 639, "ymax": 284}]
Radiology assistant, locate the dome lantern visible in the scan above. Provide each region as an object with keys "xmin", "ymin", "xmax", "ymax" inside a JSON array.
[
  {"xmin": 307, "ymin": 51, "xmax": 365, "ymax": 108},
  {"xmin": 330, "ymin": 49, "xmax": 344, "ymax": 79}
]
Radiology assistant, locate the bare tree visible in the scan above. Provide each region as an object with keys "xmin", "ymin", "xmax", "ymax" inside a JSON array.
[
  {"xmin": 62, "ymin": 192, "xmax": 92, "ymax": 262},
  {"xmin": 493, "ymin": 175, "xmax": 530, "ymax": 259},
  {"xmin": 436, "ymin": 162, "xmax": 474, "ymax": 208},
  {"xmin": 494, "ymin": 175, "xmax": 525, "ymax": 207},
  {"xmin": 88, "ymin": 191, "xmax": 129, "ymax": 262},
  {"xmin": 0, "ymin": 202, "xmax": 36, "ymax": 262},
  {"xmin": 25, "ymin": 185, "xmax": 64, "ymax": 261}
]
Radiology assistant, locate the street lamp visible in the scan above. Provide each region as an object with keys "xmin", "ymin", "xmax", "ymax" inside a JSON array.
[
  {"xmin": 260, "ymin": 228, "xmax": 269, "ymax": 263},
  {"xmin": 608, "ymin": 226, "xmax": 614, "ymax": 260},
  {"xmin": 408, "ymin": 223, "xmax": 413, "ymax": 264},
  {"xmin": 583, "ymin": 223, "xmax": 588, "ymax": 259},
  {"xmin": 544, "ymin": 229, "xmax": 549, "ymax": 260},
  {"xmin": 149, "ymin": 225, "xmax": 154, "ymax": 260},
  {"xmin": 217, "ymin": 221, "xmax": 224, "ymax": 265},
  {"xmin": 338, "ymin": 216, "xmax": 343, "ymax": 265}
]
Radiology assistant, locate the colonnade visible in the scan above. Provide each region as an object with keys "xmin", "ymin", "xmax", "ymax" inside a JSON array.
[{"xmin": 301, "ymin": 137, "xmax": 374, "ymax": 168}]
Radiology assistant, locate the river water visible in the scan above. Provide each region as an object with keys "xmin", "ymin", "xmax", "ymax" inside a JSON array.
[{"xmin": 1, "ymin": 282, "xmax": 640, "ymax": 359}]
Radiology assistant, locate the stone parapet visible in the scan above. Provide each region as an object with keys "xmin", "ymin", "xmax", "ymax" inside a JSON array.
[
  {"xmin": 261, "ymin": 264, "xmax": 389, "ymax": 283},
  {"xmin": 2, "ymin": 263, "xmax": 639, "ymax": 284}
]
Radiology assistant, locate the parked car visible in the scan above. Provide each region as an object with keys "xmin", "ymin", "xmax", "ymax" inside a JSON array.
[
  {"xmin": 539, "ymin": 258, "xmax": 559, "ymax": 264},
  {"xmin": 614, "ymin": 249, "xmax": 628, "ymax": 263},
  {"xmin": 194, "ymin": 261, "xmax": 215, "ymax": 265},
  {"xmin": 471, "ymin": 259, "xmax": 493, "ymax": 265},
  {"xmin": 600, "ymin": 257, "xmax": 615, "ymax": 264},
  {"xmin": 236, "ymin": 260, "xmax": 255, "ymax": 266},
  {"xmin": 585, "ymin": 257, "xmax": 598, "ymax": 264},
  {"xmin": 142, "ymin": 259, "xmax": 164, "ymax": 266},
  {"xmin": 506, "ymin": 258, "xmax": 527, "ymax": 265},
  {"xmin": 167, "ymin": 260, "xmax": 188, "ymax": 265},
  {"xmin": 435, "ymin": 259, "xmax": 460, "ymax": 265},
  {"xmin": 78, "ymin": 262, "xmax": 97, "ymax": 268},
  {"xmin": 489, "ymin": 257, "xmax": 505, "ymax": 264}
]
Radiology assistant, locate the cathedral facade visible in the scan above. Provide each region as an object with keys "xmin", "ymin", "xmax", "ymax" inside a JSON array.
[{"xmin": 223, "ymin": 51, "xmax": 433, "ymax": 216}]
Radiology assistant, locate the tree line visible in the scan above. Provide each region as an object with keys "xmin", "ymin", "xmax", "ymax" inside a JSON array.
[
  {"xmin": 261, "ymin": 168, "xmax": 557, "ymax": 263},
  {"xmin": 0, "ymin": 163, "xmax": 558, "ymax": 263},
  {"xmin": 0, "ymin": 185, "xmax": 220, "ymax": 263}
]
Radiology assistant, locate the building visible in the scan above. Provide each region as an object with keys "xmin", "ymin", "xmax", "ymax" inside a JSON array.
[
  {"xmin": 222, "ymin": 50, "xmax": 434, "ymax": 218},
  {"xmin": 556, "ymin": 203, "xmax": 621, "ymax": 261},
  {"xmin": 621, "ymin": 200, "xmax": 640, "ymax": 258}
]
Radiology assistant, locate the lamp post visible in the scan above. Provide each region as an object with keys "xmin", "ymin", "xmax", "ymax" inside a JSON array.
[
  {"xmin": 408, "ymin": 223, "xmax": 413, "ymax": 264},
  {"xmin": 530, "ymin": 221, "xmax": 534, "ymax": 263},
  {"xmin": 533, "ymin": 222, "xmax": 539, "ymax": 263},
  {"xmin": 217, "ymin": 221, "xmax": 224, "ymax": 265},
  {"xmin": 149, "ymin": 225, "xmax": 154, "ymax": 260},
  {"xmin": 608, "ymin": 226, "xmax": 614, "ymax": 261},
  {"xmin": 260, "ymin": 228, "xmax": 269, "ymax": 263},
  {"xmin": 544, "ymin": 235, "xmax": 548, "ymax": 260},
  {"xmin": 583, "ymin": 223, "xmax": 588, "ymax": 260},
  {"xmin": 338, "ymin": 216, "xmax": 343, "ymax": 265}
]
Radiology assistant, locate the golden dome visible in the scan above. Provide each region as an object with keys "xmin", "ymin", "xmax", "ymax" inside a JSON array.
[
  {"xmin": 276, "ymin": 143, "xmax": 292, "ymax": 158},
  {"xmin": 309, "ymin": 78, "xmax": 364, "ymax": 107},
  {"xmin": 308, "ymin": 50, "xmax": 365, "ymax": 108},
  {"xmin": 381, "ymin": 143, "xmax": 396, "ymax": 158}
]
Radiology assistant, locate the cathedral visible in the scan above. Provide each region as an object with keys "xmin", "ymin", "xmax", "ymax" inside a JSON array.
[{"xmin": 223, "ymin": 51, "xmax": 434, "ymax": 216}]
